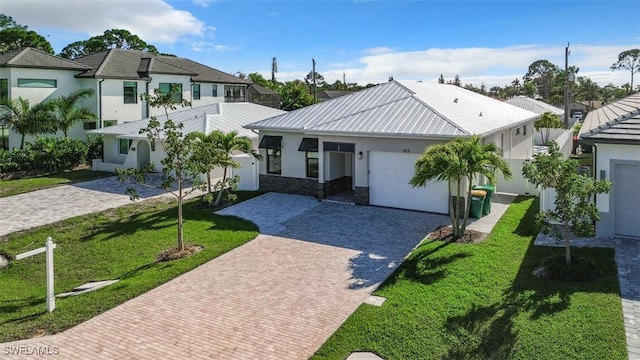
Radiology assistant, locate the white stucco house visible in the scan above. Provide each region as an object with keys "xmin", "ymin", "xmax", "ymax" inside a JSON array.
[
  {"xmin": 245, "ymin": 80, "xmax": 540, "ymax": 214},
  {"xmin": 89, "ymin": 102, "xmax": 286, "ymax": 190},
  {"xmin": 578, "ymin": 93, "xmax": 640, "ymax": 239},
  {"xmin": 1, "ymin": 47, "xmax": 276, "ymax": 151}
]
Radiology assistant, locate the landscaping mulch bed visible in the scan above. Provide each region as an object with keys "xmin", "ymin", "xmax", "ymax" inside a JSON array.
[{"xmin": 426, "ymin": 226, "xmax": 488, "ymax": 243}]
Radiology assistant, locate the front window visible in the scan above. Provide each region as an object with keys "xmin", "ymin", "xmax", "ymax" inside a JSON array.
[
  {"xmin": 267, "ymin": 149, "xmax": 281, "ymax": 175},
  {"xmin": 123, "ymin": 81, "xmax": 137, "ymax": 104},
  {"xmin": 104, "ymin": 120, "xmax": 118, "ymax": 127},
  {"xmin": 119, "ymin": 139, "xmax": 132, "ymax": 155},
  {"xmin": 83, "ymin": 122, "xmax": 97, "ymax": 130},
  {"xmin": 0, "ymin": 126, "xmax": 8, "ymax": 150},
  {"xmin": 0, "ymin": 79, "xmax": 8, "ymax": 103},
  {"xmin": 224, "ymin": 85, "xmax": 246, "ymax": 102},
  {"xmin": 306, "ymin": 152, "xmax": 319, "ymax": 178},
  {"xmin": 212, "ymin": 85, "xmax": 218, "ymax": 97},
  {"xmin": 193, "ymin": 84, "xmax": 201, "ymax": 100},
  {"xmin": 17, "ymin": 78, "xmax": 57, "ymax": 88},
  {"xmin": 159, "ymin": 83, "xmax": 183, "ymax": 103}
]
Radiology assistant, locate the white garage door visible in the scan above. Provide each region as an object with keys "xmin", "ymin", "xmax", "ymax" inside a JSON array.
[
  {"xmin": 615, "ymin": 164, "xmax": 640, "ymax": 238},
  {"xmin": 369, "ymin": 151, "xmax": 449, "ymax": 213}
]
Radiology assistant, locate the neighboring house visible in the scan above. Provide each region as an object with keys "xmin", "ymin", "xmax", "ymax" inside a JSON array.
[
  {"xmin": 247, "ymin": 83, "xmax": 280, "ymax": 109},
  {"xmin": 89, "ymin": 102, "xmax": 286, "ymax": 190},
  {"xmin": 0, "ymin": 48, "xmax": 92, "ymax": 149},
  {"xmin": 245, "ymin": 80, "xmax": 539, "ymax": 213},
  {"xmin": 0, "ymin": 47, "xmax": 258, "ymax": 150},
  {"xmin": 578, "ymin": 93, "xmax": 640, "ymax": 239},
  {"xmin": 316, "ymin": 90, "xmax": 353, "ymax": 102}
]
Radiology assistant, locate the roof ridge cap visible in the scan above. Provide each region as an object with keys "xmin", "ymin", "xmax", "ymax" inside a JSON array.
[
  {"xmin": 93, "ymin": 49, "xmax": 115, "ymax": 77},
  {"xmin": 7, "ymin": 47, "xmax": 30, "ymax": 64}
]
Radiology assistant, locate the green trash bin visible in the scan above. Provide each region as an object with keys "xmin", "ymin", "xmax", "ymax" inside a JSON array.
[
  {"xmin": 473, "ymin": 184, "xmax": 495, "ymax": 215},
  {"xmin": 469, "ymin": 190, "xmax": 486, "ymax": 219}
]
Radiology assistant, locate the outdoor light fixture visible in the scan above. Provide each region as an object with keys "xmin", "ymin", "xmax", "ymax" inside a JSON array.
[{"xmin": 358, "ymin": 151, "xmax": 363, "ymax": 160}]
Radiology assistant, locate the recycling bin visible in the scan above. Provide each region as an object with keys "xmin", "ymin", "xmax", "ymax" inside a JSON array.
[
  {"xmin": 469, "ymin": 189, "xmax": 487, "ymax": 219},
  {"xmin": 473, "ymin": 184, "xmax": 495, "ymax": 215}
]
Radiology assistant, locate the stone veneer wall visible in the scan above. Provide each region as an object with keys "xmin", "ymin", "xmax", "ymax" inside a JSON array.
[
  {"xmin": 354, "ymin": 187, "xmax": 369, "ymax": 205},
  {"xmin": 259, "ymin": 174, "xmax": 317, "ymax": 196}
]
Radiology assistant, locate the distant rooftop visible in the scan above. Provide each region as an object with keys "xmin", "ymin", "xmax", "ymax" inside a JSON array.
[{"xmin": 579, "ymin": 92, "xmax": 640, "ymax": 145}]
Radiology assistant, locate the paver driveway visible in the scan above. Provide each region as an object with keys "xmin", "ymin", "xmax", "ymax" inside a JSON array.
[{"xmin": 2, "ymin": 193, "xmax": 450, "ymax": 359}]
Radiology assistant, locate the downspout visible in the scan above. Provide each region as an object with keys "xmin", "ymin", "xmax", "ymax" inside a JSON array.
[{"xmin": 98, "ymin": 79, "xmax": 105, "ymax": 128}]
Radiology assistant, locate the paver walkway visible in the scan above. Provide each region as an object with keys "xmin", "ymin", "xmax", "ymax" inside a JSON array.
[
  {"xmin": 0, "ymin": 176, "xmax": 203, "ymax": 237},
  {"xmin": 535, "ymin": 234, "xmax": 640, "ymax": 359},
  {"xmin": 2, "ymin": 193, "xmax": 460, "ymax": 359}
]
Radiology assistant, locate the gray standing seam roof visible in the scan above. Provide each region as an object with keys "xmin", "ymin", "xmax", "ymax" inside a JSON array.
[
  {"xmin": 579, "ymin": 93, "xmax": 640, "ymax": 144},
  {"xmin": 505, "ymin": 96, "xmax": 564, "ymax": 116}
]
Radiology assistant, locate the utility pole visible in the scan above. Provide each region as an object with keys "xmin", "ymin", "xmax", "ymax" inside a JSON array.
[
  {"xmin": 312, "ymin": 58, "xmax": 317, "ymax": 104},
  {"xmin": 564, "ymin": 43, "xmax": 570, "ymax": 129}
]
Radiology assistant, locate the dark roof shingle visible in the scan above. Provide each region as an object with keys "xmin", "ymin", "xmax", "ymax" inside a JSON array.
[
  {"xmin": 579, "ymin": 93, "xmax": 640, "ymax": 145},
  {"xmin": 0, "ymin": 47, "xmax": 90, "ymax": 71}
]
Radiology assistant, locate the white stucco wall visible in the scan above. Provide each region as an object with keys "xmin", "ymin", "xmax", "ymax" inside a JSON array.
[
  {"xmin": 190, "ymin": 82, "xmax": 225, "ymax": 108},
  {"xmin": 595, "ymin": 143, "xmax": 640, "ymax": 213}
]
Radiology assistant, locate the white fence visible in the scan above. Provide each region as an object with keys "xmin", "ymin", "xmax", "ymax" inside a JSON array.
[{"xmin": 495, "ymin": 158, "xmax": 539, "ymax": 196}]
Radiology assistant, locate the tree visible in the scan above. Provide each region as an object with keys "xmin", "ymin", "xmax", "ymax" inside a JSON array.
[
  {"xmin": 611, "ymin": 49, "xmax": 640, "ymax": 93},
  {"xmin": 0, "ymin": 97, "xmax": 56, "ymax": 149},
  {"xmin": 574, "ymin": 76, "xmax": 601, "ymax": 112},
  {"xmin": 271, "ymin": 57, "xmax": 278, "ymax": 83},
  {"xmin": 279, "ymin": 80, "xmax": 314, "ymax": 111},
  {"xmin": 52, "ymin": 89, "xmax": 97, "ymax": 137},
  {"xmin": 116, "ymin": 86, "xmax": 201, "ymax": 252},
  {"xmin": 523, "ymin": 142, "xmax": 611, "ymax": 265},
  {"xmin": 208, "ymin": 130, "xmax": 260, "ymax": 207},
  {"xmin": 0, "ymin": 14, "xmax": 53, "ymax": 54},
  {"xmin": 59, "ymin": 29, "xmax": 159, "ymax": 59},
  {"xmin": 534, "ymin": 112, "xmax": 563, "ymax": 145},
  {"xmin": 438, "ymin": 74, "xmax": 445, "ymax": 84},
  {"xmin": 190, "ymin": 131, "xmax": 235, "ymax": 197},
  {"xmin": 523, "ymin": 60, "xmax": 559, "ymax": 100},
  {"xmin": 410, "ymin": 136, "xmax": 511, "ymax": 239}
]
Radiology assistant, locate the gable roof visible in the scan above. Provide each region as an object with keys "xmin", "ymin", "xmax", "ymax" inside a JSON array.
[
  {"xmin": 246, "ymin": 80, "xmax": 538, "ymax": 139},
  {"xmin": 505, "ymin": 96, "xmax": 564, "ymax": 116},
  {"xmin": 74, "ymin": 48, "xmax": 249, "ymax": 84},
  {"xmin": 0, "ymin": 47, "xmax": 90, "ymax": 71},
  {"xmin": 579, "ymin": 92, "xmax": 640, "ymax": 145},
  {"xmin": 90, "ymin": 102, "xmax": 286, "ymax": 140}
]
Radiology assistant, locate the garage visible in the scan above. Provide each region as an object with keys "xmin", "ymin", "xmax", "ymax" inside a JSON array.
[
  {"xmin": 368, "ymin": 151, "xmax": 449, "ymax": 213},
  {"xmin": 614, "ymin": 164, "xmax": 640, "ymax": 238}
]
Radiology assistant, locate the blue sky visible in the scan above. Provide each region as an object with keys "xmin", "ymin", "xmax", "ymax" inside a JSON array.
[{"xmin": 3, "ymin": 0, "xmax": 640, "ymax": 87}]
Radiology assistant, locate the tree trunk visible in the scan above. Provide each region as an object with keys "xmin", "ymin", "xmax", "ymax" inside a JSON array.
[
  {"xmin": 453, "ymin": 180, "xmax": 463, "ymax": 238},
  {"xmin": 177, "ymin": 178, "xmax": 185, "ymax": 251},
  {"xmin": 448, "ymin": 180, "xmax": 456, "ymax": 234},
  {"xmin": 564, "ymin": 219, "xmax": 571, "ymax": 265},
  {"xmin": 213, "ymin": 167, "xmax": 227, "ymax": 206},
  {"xmin": 207, "ymin": 172, "xmax": 212, "ymax": 194},
  {"xmin": 460, "ymin": 179, "xmax": 473, "ymax": 235},
  {"xmin": 20, "ymin": 135, "xmax": 25, "ymax": 150}
]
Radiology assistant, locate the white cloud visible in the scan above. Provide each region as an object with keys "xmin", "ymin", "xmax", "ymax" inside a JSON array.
[
  {"xmin": 193, "ymin": 0, "xmax": 213, "ymax": 8},
  {"xmin": 305, "ymin": 43, "xmax": 640, "ymax": 88},
  {"xmin": 2, "ymin": 0, "xmax": 210, "ymax": 45}
]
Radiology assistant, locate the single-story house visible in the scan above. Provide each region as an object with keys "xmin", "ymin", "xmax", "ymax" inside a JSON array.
[
  {"xmin": 579, "ymin": 92, "xmax": 640, "ymax": 239},
  {"xmin": 90, "ymin": 102, "xmax": 286, "ymax": 190},
  {"xmin": 245, "ymin": 80, "xmax": 539, "ymax": 213}
]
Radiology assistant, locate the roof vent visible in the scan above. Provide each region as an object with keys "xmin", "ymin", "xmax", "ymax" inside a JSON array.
[
  {"xmin": 479, "ymin": 112, "xmax": 483, "ymax": 116},
  {"xmin": 453, "ymin": 98, "xmax": 458, "ymax": 103}
]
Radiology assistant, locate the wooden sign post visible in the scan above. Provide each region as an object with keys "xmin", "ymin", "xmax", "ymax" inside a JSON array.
[{"xmin": 16, "ymin": 237, "xmax": 57, "ymax": 312}]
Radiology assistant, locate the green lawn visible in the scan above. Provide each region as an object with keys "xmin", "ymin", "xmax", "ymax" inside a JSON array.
[
  {"xmin": 312, "ymin": 197, "xmax": 626, "ymax": 360},
  {"xmin": 0, "ymin": 169, "xmax": 114, "ymax": 198},
  {"xmin": 0, "ymin": 193, "xmax": 259, "ymax": 342}
]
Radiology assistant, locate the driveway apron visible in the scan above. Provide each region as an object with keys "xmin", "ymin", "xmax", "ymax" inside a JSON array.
[{"xmin": 1, "ymin": 193, "xmax": 450, "ymax": 359}]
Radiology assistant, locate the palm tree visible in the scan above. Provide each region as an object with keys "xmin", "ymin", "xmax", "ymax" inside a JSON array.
[
  {"xmin": 209, "ymin": 130, "xmax": 261, "ymax": 206},
  {"xmin": 0, "ymin": 97, "xmax": 56, "ymax": 149},
  {"xmin": 534, "ymin": 112, "xmax": 564, "ymax": 145},
  {"xmin": 53, "ymin": 88, "xmax": 97, "ymax": 137},
  {"xmin": 411, "ymin": 136, "xmax": 511, "ymax": 239},
  {"xmin": 190, "ymin": 131, "xmax": 234, "ymax": 195}
]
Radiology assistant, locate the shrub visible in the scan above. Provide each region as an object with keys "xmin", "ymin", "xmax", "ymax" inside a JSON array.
[
  {"xmin": 0, "ymin": 137, "xmax": 89, "ymax": 174},
  {"xmin": 86, "ymin": 135, "xmax": 103, "ymax": 163}
]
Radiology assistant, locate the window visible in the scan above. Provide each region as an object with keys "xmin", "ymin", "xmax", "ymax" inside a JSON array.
[
  {"xmin": 83, "ymin": 122, "xmax": 97, "ymax": 130},
  {"xmin": 323, "ymin": 142, "xmax": 355, "ymax": 153},
  {"xmin": 259, "ymin": 136, "xmax": 283, "ymax": 175},
  {"xmin": 523, "ymin": 125, "xmax": 527, "ymax": 136},
  {"xmin": 306, "ymin": 152, "xmax": 319, "ymax": 178},
  {"xmin": 192, "ymin": 84, "xmax": 201, "ymax": 100},
  {"xmin": 224, "ymin": 85, "xmax": 246, "ymax": 102},
  {"xmin": 0, "ymin": 79, "xmax": 8, "ymax": 103},
  {"xmin": 212, "ymin": 85, "xmax": 218, "ymax": 97},
  {"xmin": 0, "ymin": 126, "xmax": 8, "ymax": 150},
  {"xmin": 159, "ymin": 83, "xmax": 183, "ymax": 103},
  {"xmin": 119, "ymin": 139, "xmax": 132, "ymax": 155},
  {"xmin": 17, "ymin": 78, "xmax": 57, "ymax": 88},
  {"xmin": 123, "ymin": 81, "xmax": 137, "ymax": 104},
  {"xmin": 104, "ymin": 120, "xmax": 118, "ymax": 127}
]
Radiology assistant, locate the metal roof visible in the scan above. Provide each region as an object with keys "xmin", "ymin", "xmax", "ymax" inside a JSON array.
[
  {"xmin": 0, "ymin": 47, "xmax": 90, "ymax": 71},
  {"xmin": 90, "ymin": 102, "xmax": 285, "ymax": 140},
  {"xmin": 247, "ymin": 80, "xmax": 538, "ymax": 138},
  {"xmin": 579, "ymin": 92, "xmax": 640, "ymax": 144},
  {"xmin": 505, "ymin": 96, "xmax": 564, "ymax": 116}
]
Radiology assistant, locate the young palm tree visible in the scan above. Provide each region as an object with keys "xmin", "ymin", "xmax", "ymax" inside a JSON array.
[
  {"xmin": 0, "ymin": 97, "xmax": 56, "ymax": 149},
  {"xmin": 534, "ymin": 112, "xmax": 563, "ymax": 145},
  {"xmin": 411, "ymin": 136, "xmax": 512, "ymax": 239},
  {"xmin": 190, "ymin": 131, "xmax": 235, "ymax": 194},
  {"xmin": 209, "ymin": 130, "xmax": 261, "ymax": 206},
  {"xmin": 53, "ymin": 88, "xmax": 97, "ymax": 137}
]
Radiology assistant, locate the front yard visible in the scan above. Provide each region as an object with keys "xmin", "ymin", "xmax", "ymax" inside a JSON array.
[
  {"xmin": 0, "ymin": 169, "xmax": 113, "ymax": 198},
  {"xmin": 312, "ymin": 197, "xmax": 626, "ymax": 359},
  {"xmin": 0, "ymin": 194, "xmax": 259, "ymax": 342}
]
